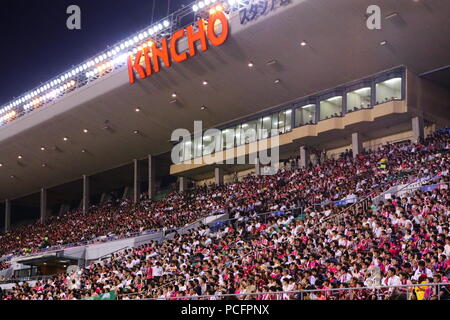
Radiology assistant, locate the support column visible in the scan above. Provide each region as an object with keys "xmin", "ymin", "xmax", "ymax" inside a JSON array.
[
  {"xmin": 82, "ymin": 175, "xmax": 90, "ymax": 214},
  {"xmin": 299, "ymin": 146, "xmax": 310, "ymax": 168},
  {"xmin": 148, "ymin": 155, "xmax": 156, "ymax": 200},
  {"xmin": 133, "ymin": 159, "xmax": 141, "ymax": 203},
  {"xmin": 351, "ymin": 132, "xmax": 363, "ymax": 158},
  {"xmin": 215, "ymin": 167, "xmax": 224, "ymax": 185},
  {"xmin": 411, "ymin": 116, "xmax": 424, "ymax": 142},
  {"xmin": 179, "ymin": 177, "xmax": 188, "ymax": 193},
  {"xmin": 40, "ymin": 188, "xmax": 47, "ymax": 224},
  {"xmin": 5, "ymin": 199, "xmax": 11, "ymax": 233},
  {"xmin": 254, "ymin": 157, "xmax": 260, "ymax": 175}
]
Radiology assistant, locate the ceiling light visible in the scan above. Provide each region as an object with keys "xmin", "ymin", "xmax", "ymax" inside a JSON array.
[
  {"xmin": 40, "ymin": 146, "xmax": 46, "ymax": 151},
  {"xmin": 17, "ymin": 155, "xmax": 22, "ymax": 159},
  {"xmin": 42, "ymin": 163, "xmax": 47, "ymax": 168},
  {"xmin": 133, "ymin": 130, "xmax": 140, "ymax": 135},
  {"xmin": 172, "ymin": 93, "xmax": 177, "ymax": 98},
  {"xmin": 83, "ymin": 129, "xmax": 88, "ymax": 133},
  {"xmin": 380, "ymin": 40, "xmax": 387, "ymax": 46},
  {"xmin": 248, "ymin": 62, "xmax": 254, "ymax": 67},
  {"xmin": 63, "ymin": 137, "xmax": 69, "ymax": 141},
  {"xmin": 135, "ymin": 107, "xmax": 141, "ymax": 112},
  {"xmin": 201, "ymin": 106, "xmax": 207, "ymax": 110},
  {"xmin": 0, "ymin": 163, "xmax": 3, "ymax": 167},
  {"xmin": 274, "ymin": 79, "xmax": 281, "ymax": 84},
  {"xmin": 202, "ymin": 80, "xmax": 208, "ymax": 86},
  {"xmin": 81, "ymin": 149, "xmax": 87, "ymax": 153},
  {"xmin": 354, "ymin": 87, "xmax": 370, "ymax": 94},
  {"xmin": 300, "ymin": 41, "xmax": 307, "ymax": 46}
]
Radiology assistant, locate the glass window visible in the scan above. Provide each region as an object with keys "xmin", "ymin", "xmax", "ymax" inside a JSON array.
[
  {"xmin": 193, "ymin": 135, "xmax": 202, "ymax": 158},
  {"xmin": 241, "ymin": 119, "xmax": 258, "ymax": 144},
  {"xmin": 202, "ymin": 134, "xmax": 215, "ymax": 156},
  {"xmin": 222, "ymin": 129, "xmax": 234, "ymax": 150},
  {"xmin": 183, "ymin": 141, "xmax": 192, "ymax": 161},
  {"xmin": 285, "ymin": 109, "xmax": 292, "ymax": 132},
  {"xmin": 320, "ymin": 96, "xmax": 342, "ymax": 121},
  {"xmin": 261, "ymin": 115, "xmax": 272, "ymax": 139},
  {"xmin": 234, "ymin": 124, "xmax": 242, "ymax": 147},
  {"xmin": 271, "ymin": 113, "xmax": 279, "ymax": 136},
  {"xmin": 376, "ymin": 77, "xmax": 402, "ymax": 104},
  {"xmin": 278, "ymin": 110, "xmax": 292, "ymax": 134},
  {"xmin": 346, "ymin": 87, "xmax": 371, "ymax": 112},
  {"xmin": 295, "ymin": 104, "xmax": 316, "ymax": 127}
]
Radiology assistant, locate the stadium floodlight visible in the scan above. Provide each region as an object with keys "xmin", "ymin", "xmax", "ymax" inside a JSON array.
[
  {"xmin": 198, "ymin": 1, "xmax": 205, "ymax": 9},
  {"xmin": 143, "ymin": 31, "xmax": 148, "ymax": 37},
  {"xmin": 133, "ymin": 36, "xmax": 139, "ymax": 43},
  {"xmin": 158, "ymin": 23, "xmax": 163, "ymax": 30},
  {"xmin": 228, "ymin": 0, "xmax": 237, "ymax": 5},
  {"xmin": 120, "ymin": 43, "xmax": 125, "ymax": 50},
  {"xmin": 138, "ymin": 33, "xmax": 144, "ymax": 40},
  {"xmin": 163, "ymin": 20, "xmax": 170, "ymax": 28},
  {"xmin": 193, "ymin": 4, "xmax": 199, "ymax": 12},
  {"xmin": 205, "ymin": 0, "xmax": 211, "ymax": 5}
]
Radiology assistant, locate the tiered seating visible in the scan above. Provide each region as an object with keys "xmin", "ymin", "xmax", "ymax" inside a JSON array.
[{"xmin": 1, "ymin": 130, "xmax": 449, "ymax": 300}]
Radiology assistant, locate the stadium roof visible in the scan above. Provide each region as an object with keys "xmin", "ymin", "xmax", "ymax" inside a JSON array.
[{"xmin": 1, "ymin": 0, "xmax": 450, "ymax": 201}]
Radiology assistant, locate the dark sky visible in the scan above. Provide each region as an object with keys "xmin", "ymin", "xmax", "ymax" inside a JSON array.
[{"xmin": 0, "ymin": 0, "xmax": 192, "ymax": 105}]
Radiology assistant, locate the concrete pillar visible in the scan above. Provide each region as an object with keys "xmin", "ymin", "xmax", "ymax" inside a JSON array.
[
  {"xmin": 179, "ymin": 177, "xmax": 188, "ymax": 193},
  {"xmin": 215, "ymin": 167, "xmax": 224, "ymax": 185},
  {"xmin": 299, "ymin": 146, "xmax": 310, "ymax": 168},
  {"xmin": 148, "ymin": 155, "xmax": 156, "ymax": 200},
  {"xmin": 133, "ymin": 159, "xmax": 141, "ymax": 203},
  {"xmin": 254, "ymin": 157, "xmax": 260, "ymax": 175},
  {"xmin": 352, "ymin": 132, "xmax": 363, "ymax": 158},
  {"xmin": 411, "ymin": 116, "xmax": 424, "ymax": 142},
  {"xmin": 82, "ymin": 175, "xmax": 90, "ymax": 214},
  {"xmin": 40, "ymin": 188, "xmax": 47, "ymax": 224},
  {"xmin": 5, "ymin": 199, "xmax": 11, "ymax": 233}
]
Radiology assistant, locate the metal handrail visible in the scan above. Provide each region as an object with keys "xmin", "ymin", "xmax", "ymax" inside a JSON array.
[{"xmin": 139, "ymin": 282, "xmax": 449, "ymax": 300}]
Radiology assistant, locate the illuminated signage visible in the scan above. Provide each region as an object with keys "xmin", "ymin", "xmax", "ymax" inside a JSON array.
[{"xmin": 127, "ymin": 11, "xmax": 229, "ymax": 84}]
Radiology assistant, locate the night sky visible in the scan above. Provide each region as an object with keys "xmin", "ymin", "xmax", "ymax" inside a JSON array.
[{"xmin": 0, "ymin": 0, "xmax": 192, "ymax": 105}]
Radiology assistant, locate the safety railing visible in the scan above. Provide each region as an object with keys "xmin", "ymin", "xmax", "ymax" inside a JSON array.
[{"xmin": 141, "ymin": 283, "xmax": 449, "ymax": 301}]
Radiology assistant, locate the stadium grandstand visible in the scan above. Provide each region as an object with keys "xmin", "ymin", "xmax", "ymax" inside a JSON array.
[{"xmin": 0, "ymin": 0, "xmax": 449, "ymax": 302}]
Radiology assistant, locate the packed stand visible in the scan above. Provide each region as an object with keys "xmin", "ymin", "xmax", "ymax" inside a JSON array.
[{"xmin": 1, "ymin": 130, "xmax": 449, "ymax": 300}]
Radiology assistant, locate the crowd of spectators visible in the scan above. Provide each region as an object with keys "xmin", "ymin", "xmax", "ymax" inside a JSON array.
[
  {"xmin": 1, "ymin": 130, "xmax": 448, "ymax": 260},
  {"xmin": 1, "ymin": 130, "xmax": 449, "ymax": 300}
]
